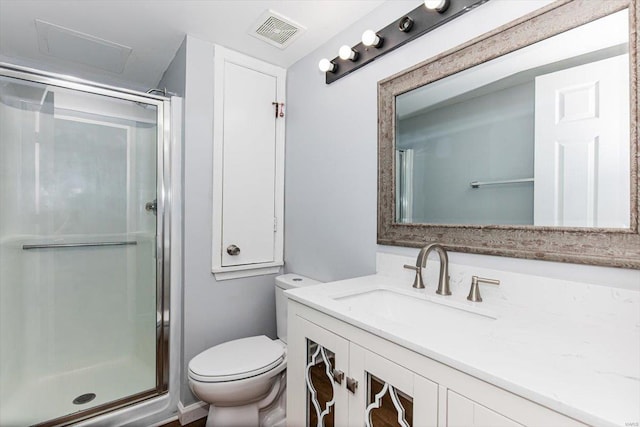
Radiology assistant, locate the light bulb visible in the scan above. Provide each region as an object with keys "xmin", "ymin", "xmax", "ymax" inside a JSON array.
[
  {"xmin": 318, "ymin": 58, "xmax": 336, "ymax": 73},
  {"xmin": 424, "ymin": 0, "xmax": 449, "ymax": 12},
  {"xmin": 338, "ymin": 45, "xmax": 358, "ymax": 61},
  {"xmin": 362, "ymin": 30, "xmax": 382, "ymax": 47}
]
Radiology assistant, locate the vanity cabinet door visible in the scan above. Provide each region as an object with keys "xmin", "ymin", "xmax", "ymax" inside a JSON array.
[
  {"xmin": 349, "ymin": 343, "xmax": 439, "ymax": 427},
  {"xmin": 289, "ymin": 316, "xmax": 350, "ymax": 427},
  {"xmin": 447, "ymin": 391, "xmax": 522, "ymax": 427}
]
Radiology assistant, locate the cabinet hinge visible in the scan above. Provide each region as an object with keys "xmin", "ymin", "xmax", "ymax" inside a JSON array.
[{"xmin": 274, "ymin": 217, "xmax": 277, "ymax": 232}]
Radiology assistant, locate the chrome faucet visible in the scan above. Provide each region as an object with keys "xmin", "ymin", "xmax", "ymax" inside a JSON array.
[{"xmin": 403, "ymin": 243, "xmax": 451, "ymax": 295}]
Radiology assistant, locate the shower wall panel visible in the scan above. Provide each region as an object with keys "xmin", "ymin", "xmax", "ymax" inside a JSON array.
[
  {"xmin": 131, "ymin": 124, "xmax": 157, "ymax": 366},
  {"xmin": 0, "ymin": 100, "xmax": 27, "ymax": 404},
  {"xmin": 22, "ymin": 247, "xmax": 134, "ymax": 378}
]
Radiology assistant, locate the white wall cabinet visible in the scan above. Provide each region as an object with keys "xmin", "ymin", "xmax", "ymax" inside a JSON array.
[
  {"xmin": 211, "ymin": 46, "xmax": 285, "ymax": 280},
  {"xmin": 287, "ymin": 301, "xmax": 586, "ymax": 427}
]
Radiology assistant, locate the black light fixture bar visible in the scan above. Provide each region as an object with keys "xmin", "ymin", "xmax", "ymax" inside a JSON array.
[{"xmin": 324, "ymin": 0, "xmax": 489, "ymax": 84}]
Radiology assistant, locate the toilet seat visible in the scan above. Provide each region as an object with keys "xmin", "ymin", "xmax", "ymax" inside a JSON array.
[{"xmin": 188, "ymin": 335, "xmax": 285, "ymax": 383}]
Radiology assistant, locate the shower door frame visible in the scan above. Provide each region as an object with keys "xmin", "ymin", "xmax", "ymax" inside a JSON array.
[{"xmin": 0, "ymin": 63, "xmax": 172, "ymax": 426}]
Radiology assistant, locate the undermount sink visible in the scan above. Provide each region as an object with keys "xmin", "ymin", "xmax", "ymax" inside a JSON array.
[{"xmin": 333, "ymin": 288, "xmax": 497, "ymax": 325}]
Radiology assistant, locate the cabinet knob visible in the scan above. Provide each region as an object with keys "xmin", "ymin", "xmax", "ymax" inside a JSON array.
[
  {"xmin": 346, "ymin": 377, "xmax": 358, "ymax": 394},
  {"xmin": 332, "ymin": 369, "xmax": 344, "ymax": 385},
  {"xmin": 226, "ymin": 245, "xmax": 241, "ymax": 256}
]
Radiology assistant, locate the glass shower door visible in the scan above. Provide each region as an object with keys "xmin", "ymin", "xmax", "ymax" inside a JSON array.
[{"xmin": 0, "ymin": 72, "xmax": 167, "ymax": 426}]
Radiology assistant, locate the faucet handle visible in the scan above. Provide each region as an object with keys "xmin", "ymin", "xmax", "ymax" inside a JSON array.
[
  {"xmin": 467, "ymin": 276, "xmax": 500, "ymax": 302},
  {"xmin": 403, "ymin": 264, "xmax": 425, "ymax": 289}
]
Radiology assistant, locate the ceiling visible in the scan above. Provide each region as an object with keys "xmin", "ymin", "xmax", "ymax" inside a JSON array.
[{"xmin": 0, "ymin": 0, "xmax": 387, "ymax": 90}]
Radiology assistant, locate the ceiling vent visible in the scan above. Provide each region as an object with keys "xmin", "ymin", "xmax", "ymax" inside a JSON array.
[{"xmin": 249, "ymin": 10, "xmax": 306, "ymax": 49}]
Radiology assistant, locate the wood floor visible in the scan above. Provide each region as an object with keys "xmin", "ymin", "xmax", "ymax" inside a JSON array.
[{"xmin": 160, "ymin": 417, "xmax": 207, "ymax": 427}]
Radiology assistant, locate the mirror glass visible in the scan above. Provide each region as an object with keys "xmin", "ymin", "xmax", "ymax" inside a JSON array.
[{"xmin": 395, "ymin": 9, "xmax": 630, "ymax": 228}]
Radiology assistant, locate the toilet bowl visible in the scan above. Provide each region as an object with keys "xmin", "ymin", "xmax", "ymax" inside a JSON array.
[
  {"xmin": 188, "ymin": 336, "xmax": 287, "ymax": 427},
  {"xmin": 187, "ymin": 274, "xmax": 320, "ymax": 427}
]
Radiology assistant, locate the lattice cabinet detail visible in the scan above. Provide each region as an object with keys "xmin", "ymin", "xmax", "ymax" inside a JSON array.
[{"xmin": 306, "ymin": 340, "xmax": 337, "ymax": 426}]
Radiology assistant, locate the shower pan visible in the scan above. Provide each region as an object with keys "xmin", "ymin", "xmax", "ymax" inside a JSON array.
[{"xmin": 0, "ymin": 64, "xmax": 171, "ymax": 426}]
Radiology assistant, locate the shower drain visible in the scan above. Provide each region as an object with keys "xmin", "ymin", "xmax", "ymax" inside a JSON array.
[{"xmin": 73, "ymin": 393, "xmax": 96, "ymax": 405}]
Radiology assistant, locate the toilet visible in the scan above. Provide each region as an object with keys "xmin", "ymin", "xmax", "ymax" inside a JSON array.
[{"xmin": 188, "ymin": 274, "xmax": 320, "ymax": 427}]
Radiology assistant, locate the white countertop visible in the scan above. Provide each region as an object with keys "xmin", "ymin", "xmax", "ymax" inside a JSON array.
[{"xmin": 286, "ymin": 259, "xmax": 640, "ymax": 427}]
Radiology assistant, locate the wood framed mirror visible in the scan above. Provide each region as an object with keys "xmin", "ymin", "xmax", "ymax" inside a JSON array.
[{"xmin": 377, "ymin": 0, "xmax": 639, "ymax": 268}]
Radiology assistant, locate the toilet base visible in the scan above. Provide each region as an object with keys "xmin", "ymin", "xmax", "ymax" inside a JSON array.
[
  {"xmin": 206, "ymin": 404, "xmax": 258, "ymax": 427},
  {"xmin": 203, "ymin": 372, "xmax": 286, "ymax": 427},
  {"xmin": 259, "ymin": 375, "xmax": 286, "ymax": 427}
]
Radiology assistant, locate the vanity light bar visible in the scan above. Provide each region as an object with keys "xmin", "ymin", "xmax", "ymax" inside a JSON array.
[{"xmin": 322, "ymin": 0, "xmax": 489, "ymax": 84}]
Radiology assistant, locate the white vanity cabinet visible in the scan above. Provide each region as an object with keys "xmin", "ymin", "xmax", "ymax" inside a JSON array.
[
  {"xmin": 288, "ymin": 315, "xmax": 438, "ymax": 427},
  {"xmin": 447, "ymin": 391, "xmax": 522, "ymax": 427},
  {"xmin": 287, "ymin": 300, "xmax": 586, "ymax": 427}
]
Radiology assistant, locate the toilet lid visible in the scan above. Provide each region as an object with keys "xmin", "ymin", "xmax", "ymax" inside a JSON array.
[{"xmin": 188, "ymin": 335, "xmax": 285, "ymax": 382}]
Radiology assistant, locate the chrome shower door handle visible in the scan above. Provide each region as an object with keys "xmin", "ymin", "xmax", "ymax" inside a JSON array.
[
  {"xmin": 226, "ymin": 245, "xmax": 241, "ymax": 256},
  {"xmin": 145, "ymin": 199, "xmax": 157, "ymax": 215}
]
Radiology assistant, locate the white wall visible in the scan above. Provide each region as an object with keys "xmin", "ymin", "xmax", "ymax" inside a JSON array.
[
  {"xmin": 284, "ymin": 0, "xmax": 640, "ymax": 288},
  {"xmin": 159, "ymin": 35, "xmax": 279, "ymax": 406}
]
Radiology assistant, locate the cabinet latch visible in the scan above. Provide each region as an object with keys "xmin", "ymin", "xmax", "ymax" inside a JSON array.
[
  {"xmin": 346, "ymin": 377, "xmax": 358, "ymax": 393},
  {"xmin": 332, "ymin": 369, "xmax": 344, "ymax": 385},
  {"xmin": 272, "ymin": 102, "xmax": 285, "ymax": 118}
]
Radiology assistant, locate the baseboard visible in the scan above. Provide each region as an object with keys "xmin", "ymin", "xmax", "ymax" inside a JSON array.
[{"xmin": 178, "ymin": 400, "xmax": 208, "ymax": 425}]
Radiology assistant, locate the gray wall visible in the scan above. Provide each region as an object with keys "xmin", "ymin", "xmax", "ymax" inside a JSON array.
[
  {"xmin": 284, "ymin": 0, "xmax": 639, "ymax": 288},
  {"xmin": 159, "ymin": 35, "xmax": 278, "ymax": 406},
  {"xmin": 399, "ymin": 82, "xmax": 534, "ymax": 225},
  {"xmin": 284, "ymin": 1, "xmax": 424, "ymax": 282},
  {"xmin": 159, "ymin": 38, "xmax": 187, "ymax": 98}
]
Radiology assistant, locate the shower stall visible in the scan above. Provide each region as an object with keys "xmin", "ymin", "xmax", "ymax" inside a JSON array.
[{"xmin": 0, "ymin": 64, "xmax": 171, "ymax": 426}]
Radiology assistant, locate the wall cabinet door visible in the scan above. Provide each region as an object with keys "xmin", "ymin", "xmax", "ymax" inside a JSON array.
[
  {"xmin": 447, "ymin": 391, "xmax": 522, "ymax": 427},
  {"xmin": 211, "ymin": 45, "xmax": 285, "ymax": 279},
  {"xmin": 220, "ymin": 61, "xmax": 277, "ymax": 267}
]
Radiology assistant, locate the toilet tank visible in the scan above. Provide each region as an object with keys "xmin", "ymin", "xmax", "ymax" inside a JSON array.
[{"xmin": 275, "ymin": 274, "xmax": 321, "ymax": 344}]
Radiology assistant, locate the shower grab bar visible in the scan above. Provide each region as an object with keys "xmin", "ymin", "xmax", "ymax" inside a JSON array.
[
  {"xmin": 22, "ymin": 241, "xmax": 138, "ymax": 250},
  {"xmin": 470, "ymin": 178, "xmax": 534, "ymax": 188}
]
